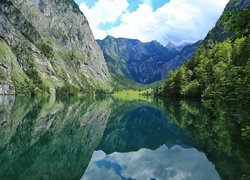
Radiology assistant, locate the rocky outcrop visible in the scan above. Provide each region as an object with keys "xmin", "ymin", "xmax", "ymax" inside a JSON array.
[
  {"xmin": 0, "ymin": 0, "xmax": 110, "ymax": 95},
  {"xmin": 0, "ymin": 62, "xmax": 15, "ymax": 95},
  {"xmin": 0, "ymin": 85, "xmax": 15, "ymax": 95},
  {"xmin": 97, "ymin": 36, "xmax": 200, "ymax": 84}
]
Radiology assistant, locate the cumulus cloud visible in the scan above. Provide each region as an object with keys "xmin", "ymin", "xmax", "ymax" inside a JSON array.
[
  {"xmin": 79, "ymin": 0, "xmax": 129, "ymax": 38},
  {"xmin": 82, "ymin": 145, "xmax": 220, "ymax": 180},
  {"xmin": 79, "ymin": 0, "xmax": 229, "ymax": 44}
]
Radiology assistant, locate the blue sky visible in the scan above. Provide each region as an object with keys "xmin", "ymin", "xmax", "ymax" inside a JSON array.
[
  {"xmin": 75, "ymin": 0, "xmax": 170, "ymax": 11},
  {"xmin": 75, "ymin": 0, "xmax": 229, "ymax": 44}
]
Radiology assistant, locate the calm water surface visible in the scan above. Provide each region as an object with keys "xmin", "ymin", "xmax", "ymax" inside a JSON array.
[{"xmin": 0, "ymin": 96, "xmax": 249, "ymax": 180}]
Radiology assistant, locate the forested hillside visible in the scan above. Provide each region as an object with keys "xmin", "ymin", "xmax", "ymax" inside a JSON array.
[{"xmin": 157, "ymin": 3, "xmax": 250, "ymax": 106}]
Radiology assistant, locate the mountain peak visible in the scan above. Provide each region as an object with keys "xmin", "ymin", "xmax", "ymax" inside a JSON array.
[
  {"xmin": 165, "ymin": 42, "xmax": 176, "ymax": 50},
  {"xmin": 104, "ymin": 35, "xmax": 115, "ymax": 40}
]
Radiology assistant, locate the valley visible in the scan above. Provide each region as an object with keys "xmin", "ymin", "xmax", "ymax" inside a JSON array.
[
  {"xmin": 97, "ymin": 36, "xmax": 201, "ymax": 85},
  {"xmin": 0, "ymin": 0, "xmax": 249, "ymax": 179}
]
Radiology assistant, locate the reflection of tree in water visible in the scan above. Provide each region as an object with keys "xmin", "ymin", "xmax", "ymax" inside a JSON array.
[
  {"xmin": 163, "ymin": 98, "xmax": 250, "ymax": 180},
  {"xmin": 97, "ymin": 100, "xmax": 195, "ymax": 154},
  {"xmin": 0, "ymin": 97, "xmax": 112, "ymax": 179},
  {"xmin": 0, "ymin": 96, "xmax": 249, "ymax": 179}
]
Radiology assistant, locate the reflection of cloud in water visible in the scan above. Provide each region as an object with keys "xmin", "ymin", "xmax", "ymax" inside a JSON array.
[{"xmin": 82, "ymin": 145, "xmax": 220, "ymax": 180}]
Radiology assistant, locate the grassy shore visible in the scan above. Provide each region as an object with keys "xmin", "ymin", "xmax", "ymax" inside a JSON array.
[{"xmin": 112, "ymin": 89, "xmax": 153, "ymax": 102}]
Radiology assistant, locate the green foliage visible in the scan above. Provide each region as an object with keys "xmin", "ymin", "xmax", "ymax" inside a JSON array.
[
  {"xmin": 163, "ymin": 98, "xmax": 250, "ymax": 179},
  {"xmin": 162, "ymin": 4, "xmax": 250, "ymax": 103},
  {"xmin": 232, "ymin": 36, "xmax": 250, "ymax": 66},
  {"xmin": 13, "ymin": 79, "xmax": 31, "ymax": 95},
  {"xmin": 39, "ymin": 44, "xmax": 54, "ymax": 59},
  {"xmin": 181, "ymin": 80, "xmax": 201, "ymax": 97},
  {"xmin": 25, "ymin": 68, "xmax": 49, "ymax": 95},
  {"xmin": 224, "ymin": 6, "xmax": 250, "ymax": 39},
  {"xmin": 0, "ymin": 68, "xmax": 7, "ymax": 83},
  {"xmin": 12, "ymin": 44, "xmax": 49, "ymax": 95},
  {"xmin": 56, "ymin": 82, "xmax": 80, "ymax": 96},
  {"xmin": 241, "ymin": 126, "xmax": 250, "ymax": 141},
  {"xmin": 159, "ymin": 34, "xmax": 250, "ymax": 105},
  {"xmin": 95, "ymin": 89, "xmax": 108, "ymax": 98}
]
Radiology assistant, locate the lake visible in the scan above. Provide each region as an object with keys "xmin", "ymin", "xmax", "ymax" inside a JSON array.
[{"xmin": 0, "ymin": 96, "xmax": 249, "ymax": 179}]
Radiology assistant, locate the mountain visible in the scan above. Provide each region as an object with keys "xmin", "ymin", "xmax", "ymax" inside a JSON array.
[
  {"xmin": 165, "ymin": 42, "xmax": 193, "ymax": 51},
  {"xmin": 204, "ymin": 0, "xmax": 250, "ymax": 44},
  {"xmin": 0, "ymin": 0, "xmax": 110, "ymax": 95},
  {"xmin": 97, "ymin": 36, "xmax": 200, "ymax": 85},
  {"xmin": 165, "ymin": 42, "xmax": 177, "ymax": 51},
  {"xmin": 158, "ymin": 0, "xmax": 250, "ymax": 105}
]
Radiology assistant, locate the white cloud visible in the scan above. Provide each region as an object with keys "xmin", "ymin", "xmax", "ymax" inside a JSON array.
[
  {"xmin": 80, "ymin": 0, "xmax": 229, "ymax": 44},
  {"xmin": 79, "ymin": 0, "xmax": 129, "ymax": 38},
  {"xmin": 82, "ymin": 145, "xmax": 221, "ymax": 180}
]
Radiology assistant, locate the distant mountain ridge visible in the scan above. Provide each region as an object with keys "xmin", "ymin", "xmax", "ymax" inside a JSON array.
[{"xmin": 97, "ymin": 36, "xmax": 201, "ymax": 84}]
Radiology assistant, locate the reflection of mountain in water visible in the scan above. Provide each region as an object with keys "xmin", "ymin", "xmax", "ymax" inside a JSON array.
[
  {"xmin": 97, "ymin": 103, "xmax": 195, "ymax": 154},
  {"xmin": 83, "ymin": 100, "xmax": 219, "ymax": 180},
  {"xmin": 0, "ymin": 96, "xmax": 112, "ymax": 179},
  {"xmin": 1, "ymin": 97, "xmax": 248, "ymax": 179}
]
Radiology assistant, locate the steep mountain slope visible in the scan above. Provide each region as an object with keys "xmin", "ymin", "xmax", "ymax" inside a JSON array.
[
  {"xmin": 0, "ymin": 0, "xmax": 110, "ymax": 95},
  {"xmin": 204, "ymin": 0, "xmax": 250, "ymax": 44},
  {"xmin": 158, "ymin": 0, "xmax": 250, "ymax": 105},
  {"xmin": 97, "ymin": 36, "xmax": 200, "ymax": 84}
]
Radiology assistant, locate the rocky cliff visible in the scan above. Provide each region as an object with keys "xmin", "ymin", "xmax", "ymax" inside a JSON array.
[
  {"xmin": 97, "ymin": 36, "xmax": 200, "ymax": 84},
  {"xmin": 0, "ymin": 0, "xmax": 110, "ymax": 95}
]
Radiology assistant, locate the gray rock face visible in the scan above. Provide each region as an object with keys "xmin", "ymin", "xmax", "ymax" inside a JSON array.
[
  {"xmin": 0, "ymin": 95, "xmax": 15, "ymax": 106},
  {"xmin": 0, "ymin": 62, "xmax": 15, "ymax": 95},
  {"xmin": 97, "ymin": 36, "xmax": 200, "ymax": 84},
  {"xmin": 0, "ymin": 0, "xmax": 110, "ymax": 94},
  {"xmin": 12, "ymin": 0, "xmax": 110, "ymax": 81},
  {"xmin": 0, "ymin": 85, "xmax": 9, "ymax": 95}
]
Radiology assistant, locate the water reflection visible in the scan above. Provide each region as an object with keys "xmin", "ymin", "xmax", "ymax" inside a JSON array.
[
  {"xmin": 0, "ymin": 96, "xmax": 111, "ymax": 179},
  {"xmin": 163, "ymin": 98, "xmax": 250, "ymax": 180},
  {"xmin": 0, "ymin": 96, "xmax": 249, "ymax": 179},
  {"xmin": 97, "ymin": 104, "xmax": 194, "ymax": 153},
  {"xmin": 83, "ymin": 145, "xmax": 220, "ymax": 180}
]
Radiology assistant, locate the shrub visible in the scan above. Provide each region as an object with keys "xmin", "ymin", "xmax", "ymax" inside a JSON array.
[{"xmin": 56, "ymin": 83, "xmax": 80, "ymax": 96}]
